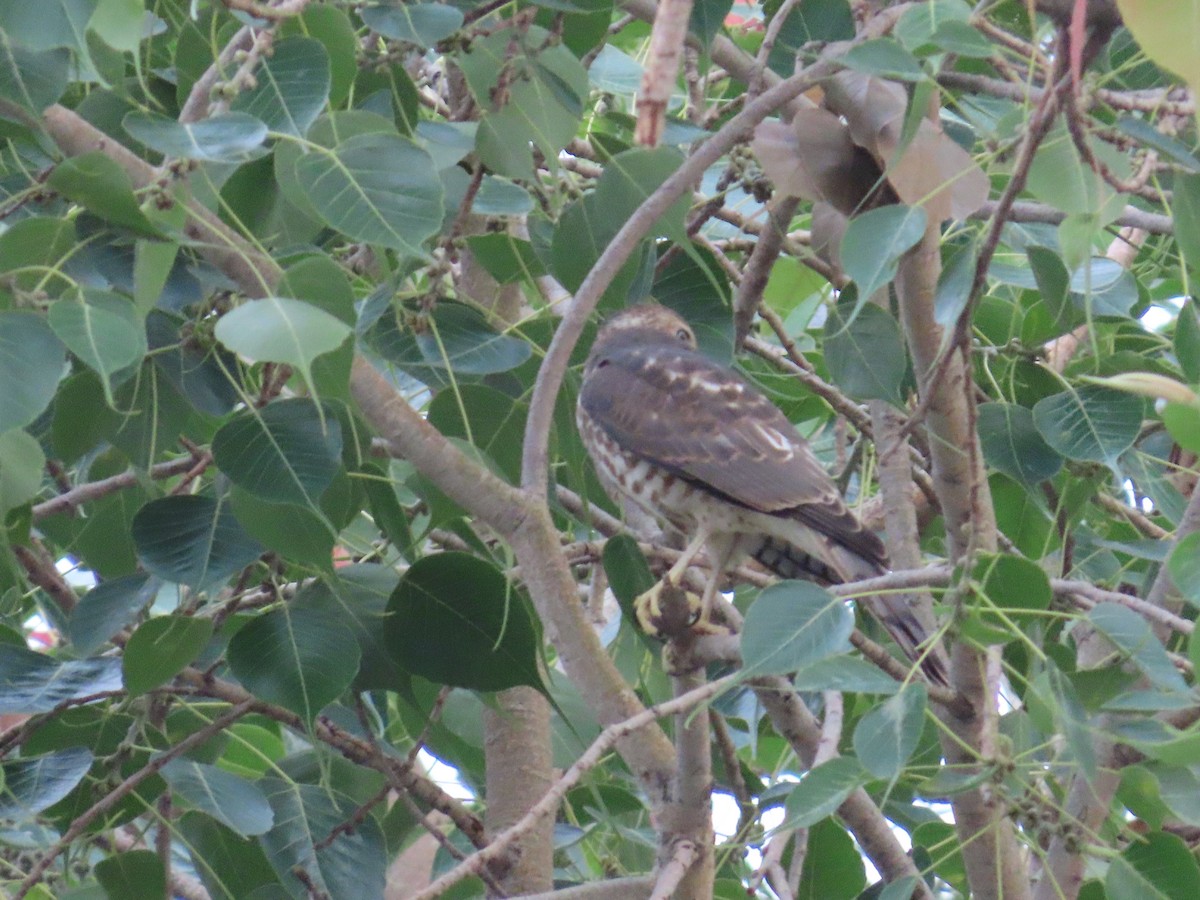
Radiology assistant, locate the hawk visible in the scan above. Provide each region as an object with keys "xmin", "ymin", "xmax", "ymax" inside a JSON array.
[{"xmin": 577, "ymin": 304, "xmax": 947, "ymax": 684}]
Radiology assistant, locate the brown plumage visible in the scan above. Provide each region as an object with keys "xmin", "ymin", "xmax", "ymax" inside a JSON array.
[{"xmin": 577, "ymin": 304, "xmax": 947, "ymax": 685}]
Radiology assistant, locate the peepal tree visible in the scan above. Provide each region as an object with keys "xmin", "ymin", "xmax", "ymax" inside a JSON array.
[{"xmin": 0, "ymin": 0, "xmax": 1199, "ymax": 898}]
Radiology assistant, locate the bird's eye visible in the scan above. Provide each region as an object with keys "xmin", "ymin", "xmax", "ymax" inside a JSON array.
[{"xmin": 675, "ymin": 328, "xmax": 691, "ymax": 342}]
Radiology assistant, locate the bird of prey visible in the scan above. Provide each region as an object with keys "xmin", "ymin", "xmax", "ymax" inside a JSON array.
[{"xmin": 576, "ymin": 303, "xmax": 947, "ymax": 684}]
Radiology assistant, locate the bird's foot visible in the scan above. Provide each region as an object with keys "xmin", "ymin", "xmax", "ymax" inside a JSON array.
[
  {"xmin": 634, "ymin": 578, "xmax": 729, "ymax": 639},
  {"xmin": 634, "ymin": 578, "xmax": 695, "ymax": 637}
]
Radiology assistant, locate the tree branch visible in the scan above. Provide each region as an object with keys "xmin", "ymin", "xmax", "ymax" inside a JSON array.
[
  {"xmin": 410, "ymin": 675, "xmax": 735, "ymax": 900},
  {"xmin": 14, "ymin": 701, "xmax": 256, "ymax": 898},
  {"xmin": 751, "ymin": 677, "xmax": 934, "ymax": 897}
]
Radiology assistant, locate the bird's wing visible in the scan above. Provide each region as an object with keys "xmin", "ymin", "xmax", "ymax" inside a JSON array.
[{"xmin": 579, "ymin": 342, "xmax": 885, "ymax": 566}]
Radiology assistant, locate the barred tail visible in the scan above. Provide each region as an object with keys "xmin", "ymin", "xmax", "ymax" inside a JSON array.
[{"xmin": 755, "ymin": 537, "xmax": 950, "ymax": 688}]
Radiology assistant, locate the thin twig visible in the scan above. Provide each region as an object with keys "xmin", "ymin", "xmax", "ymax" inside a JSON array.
[
  {"xmin": 410, "ymin": 676, "xmax": 736, "ymax": 900},
  {"xmin": 14, "ymin": 701, "xmax": 256, "ymax": 898},
  {"xmin": 32, "ymin": 455, "xmax": 200, "ymax": 519}
]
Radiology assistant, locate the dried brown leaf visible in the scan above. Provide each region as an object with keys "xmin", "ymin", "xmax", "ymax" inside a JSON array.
[{"xmin": 752, "ymin": 110, "xmax": 880, "ymax": 215}]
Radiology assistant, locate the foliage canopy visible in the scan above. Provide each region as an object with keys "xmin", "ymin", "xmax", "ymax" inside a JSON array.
[{"xmin": 1, "ymin": 0, "xmax": 1200, "ymax": 898}]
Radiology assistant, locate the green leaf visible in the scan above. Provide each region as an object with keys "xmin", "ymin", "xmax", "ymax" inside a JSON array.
[
  {"xmin": 896, "ymin": 2, "xmax": 990, "ymax": 57},
  {"xmin": 1175, "ymin": 299, "xmax": 1200, "ymax": 384},
  {"xmin": 458, "ymin": 171, "xmax": 534, "ymax": 217},
  {"xmin": 88, "ymin": 0, "xmax": 142, "ymax": 53},
  {"xmin": 387, "ymin": 552, "xmax": 545, "ymax": 693},
  {"xmin": 122, "ymin": 111, "xmax": 269, "ymax": 162},
  {"xmin": 293, "ymin": 132, "xmax": 442, "ymax": 259},
  {"xmin": 0, "ymin": 645, "xmax": 121, "ymax": 714},
  {"xmin": 464, "ymin": 26, "xmax": 588, "ymax": 178},
  {"xmin": 851, "ymin": 683, "xmax": 927, "ymax": 780},
  {"xmin": 1108, "ymin": 831, "xmax": 1200, "ymax": 900},
  {"xmin": 840, "ymin": 205, "xmax": 928, "ymax": 303},
  {"xmin": 131, "ymin": 494, "xmax": 265, "ymax": 592},
  {"xmin": 212, "ymin": 399, "xmax": 342, "ymax": 506},
  {"xmin": 782, "ymin": 757, "xmax": 867, "ymax": 829},
  {"xmin": 796, "ymin": 818, "xmax": 865, "ymax": 900},
  {"xmin": 46, "ymin": 151, "xmax": 157, "ymax": 234},
  {"xmin": 0, "ymin": 215, "xmax": 75, "ymax": 292},
  {"xmin": 107, "ymin": 360, "xmax": 192, "ymax": 469},
  {"xmin": 145, "ymin": 311, "xmax": 241, "ymax": 416},
  {"xmin": 366, "ymin": 302, "xmax": 532, "ymax": 387},
  {"xmin": 0, "ymin": 34, "xmax": 69, "ymax": 120},
  {"xmin": 1027, "ymin": 127, "xmax": 1111, "ymax": 216},
  {"xmin": 880, "ymin": 878, "xmax": 925, "ymax": 900},
  {"xmin": 1029, "ymin": 244, "xmax": 1070, "ymax": 309},
  {"xmin": 95, "ymin": 850, "xmax": 166, "ymax": 900},
  {"xmin": 214, "ymin": 297, "xmax": 350, "ymax": 394},
  {"xmin": 161, "ymin": 759, "xmax": 273, "ymax": 837},
  {"xmin": 788, "ymin": 656, "xmax": 902, "ymax": 694},
  {"xmin": 824, "ymin": 300, "xmax": 908, "ymax": 405},
  {"xmin": 1070, "ymin": 257, "xmax": 1139, "ymax": 318},
  {"xmin": 1173, "ymin": 174, "xmax": 1200, "ymax": 275},
  {"xmin": 0, "ymin": 310, "xmax": 66, "ymax": 432},
  {"xmin": 1116, "ymin": 117, "xmax": 1200, "ymax": 174},
  {"xmin": 1087, "ymin": 603, "xmax": 1188, "ymax": 693},
  {"xmin": 285, "ymin": 4, "xmax": 357, "ymax": 107},
  {"xmin": 0, "ymin": 748, "xmax": 92, "ymax": 820},
  {"xmin": 1032, "ymin": 386, "xmax": 1143, "ymax": 464},
  {"xmin": 601, "ymin": 534, "xmax": 655, "ymax": 607},
  {"xmin": 912, "ymin": 821, "xmax": 967, "ymax": 892},
  {"xmin": 359, "ymin": 464, "xmax": 415, "ymax": 563},
  {"xmin": 977, "ymin": 402, "xmax": 1063, "ymax": 488},
  {"xmin": 275, "ymin": 110, "xmax": 397, "ymax": 220},
  {"xmin": 766, "ymin": 0, "xmax": 854, "ymax": 76},
  {"xmin": 48, "ymin": 290, "xmax": 147, "ymax": 400},
  {"xmin": 427, "ymin": 383, "xmax": 527, "ymax": 483},
  {"xmin": 1116, "ymin": 0, "xmax": 1200, "ymax": 98},
  {"xmin": 689, "ymin": 0, "xmax": 732, "ymax": 46},
  {"xmin": 1046, "ymin": 666, "xmax": 1096, "ymax": 778},
  {"xmin": 0, "ymin": 427, "xmax": 43, "ymax": 514},
  {"xmin": 934, "ymin": 241, "xmax": 976, "ymax": 327},
  {"xmin": 587, "ymin": 44, "xmax": 642, "ymax": 94},
  {"xmin": 841, "ymin": 38, "xmax": 926, "ymax": 81},
  {"xmin": 229, "ymin": 489, "xmax": 336, "ymax": 570},
  {"xmin": 465, "ymin": 233, "xmax": 546, "ymax": 284},
  {"xmin": 595, "ymin": 146, "xmax": 690, "ymax": 244},
  {"xmin": 68, "ymin": 573, "xmax": 158, "ymax": 656},
  {"xmin": 600, "ymin": 534, "xmax": 657, "ymax": 647},
  {"xmin": 226, "ymin": 604, "xmax": 359, "ymax": 722},
  {"xmin": 1171, "ymin": 532, "xmax": 1200, "ymax": 605},
  {"xmin": 740, "ymin": 581, "xmax": 853, "ymax": 677},
  {"xmin": 230, "ymin": 36, "xmax": 330, "ymax": 138},
  {"xmin": 293, "ymin": 565, "xmax": 405, "ymax": 693},
  {"xmin": 123, "ymin": 614, "xmax": 214, "ymax": 696},
  {"xmin": 1151, "ymin": 767, "xmax": 1200, "ymax": 828},
  {"xmin": 894, "ymin": 1, "xmax": 972, "ymax": 50},
  {"xmin": 1163, "ymin": 400, "xmax": 1200, "ymax": 454},
  {"xmin": 275, "ymin": 255, "xmax": 356, "ymax": 400},
  {"xmin": 258, "ymin": 779, "xmax": 386, "ymax": 898},
  {"xmin": 550, "ymin": 147, "xmax": 690, "ymax": 300},
  {"xmin": 178, "ymin": 812, "xmax": 279, "ymax": 900},
  {"xmin": 962, "ymin": 553, "xmax": 1053, "ymax": 645},
  {"xmin": 359, "ymin": 2, "xmax": 464, "ymax": 46}
]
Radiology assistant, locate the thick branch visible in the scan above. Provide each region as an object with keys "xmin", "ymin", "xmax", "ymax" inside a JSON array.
[
  {"xmin": 484, "ymin": 687, "xmax": 554, "ymax": 895},
  {"xmin": 896, "ymin": 184, "xmax": 1023, "ymax": 898},
  {"xmin": 659, "ymin": 667, "xmax": 713, "ymax": 896}
]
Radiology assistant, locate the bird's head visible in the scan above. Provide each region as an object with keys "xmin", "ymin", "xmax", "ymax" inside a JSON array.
[{"xmin": 592, "ymin": 304, "xmax": 697, "ymax": 353}]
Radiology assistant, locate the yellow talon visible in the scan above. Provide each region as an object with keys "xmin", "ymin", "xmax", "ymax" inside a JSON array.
[
  {"xmin": 634, "ymin": 579, "xmax": 694, "ymax": 637},
  {"xmin": 633, "ymin": 578, "xmax": 728, "ymax": 638}
]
